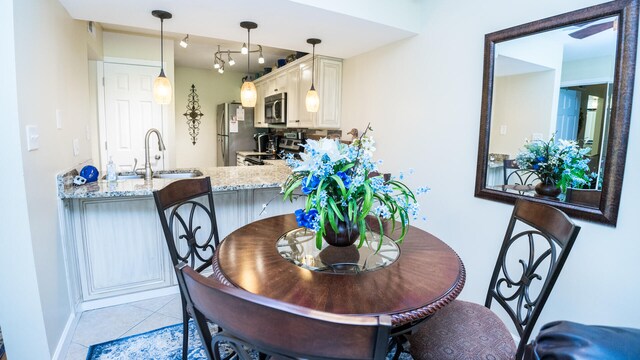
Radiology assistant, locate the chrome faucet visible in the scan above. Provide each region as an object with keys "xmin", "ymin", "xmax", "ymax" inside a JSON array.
[{"xmin": 144, "ymin": 128, "xmax": 166, "ymax": 180}]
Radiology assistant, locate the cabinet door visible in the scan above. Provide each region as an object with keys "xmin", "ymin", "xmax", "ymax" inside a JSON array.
[
  {"xmin": 285, "ymin": 67, "xmax": 300, "ymax": 127},
  {"xmin": 315, "ymin": 58, "xmax": 342, "ymax": 129},
  {"xmin": 254, "ymin": 82, "xmax": 268, "ymax": 128},
  {"xmin": 213, "ymin": 190, "xmax": 246, "ymax": 240},
  {"xmin": 296, "ymin": 59, "xmax": 316, "ymax": 128},
  {"xmin": 76, "ymin": 198, "xmax": 171, "ymax": 300}
]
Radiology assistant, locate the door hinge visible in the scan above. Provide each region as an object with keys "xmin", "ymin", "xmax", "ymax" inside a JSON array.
[
  {"xmin": 102, "ymin": 77, "xmax": 105, "ymax": 86},
  {"xmin": 104, "ymin": 141, "xmax": 108, "ymax": 151}
]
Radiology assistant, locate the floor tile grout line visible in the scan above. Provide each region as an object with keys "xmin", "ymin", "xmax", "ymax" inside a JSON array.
[{"xmin": 116, "ymin": 309, "xmax": 157, "ymax": 339}]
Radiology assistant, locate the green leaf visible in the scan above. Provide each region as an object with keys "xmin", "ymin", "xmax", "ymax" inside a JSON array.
[
  {"xmin": 315, "ymin": 231, "xmax": 323, "ymax": 250},
  {"xmin": 358, "ymin": 185, "xmax": 373, "ymax": 221},
  {"xmin": 330, "ymin": 175, "xmax": 347, "ymax": 197},
  {"xmin": 283, "ymin": 178, "xmax": 302, "ymax": 200},
  {"xmin": 340, "ymin": 163, "xmax": 355, "ymax": 172},
  {"xmin": 327, "ymin": 206, "xmax": 338, "ymax": 232},
  {"xmin": 357, "ymin": 217, "xmax": 367, "ymax": 248},
  {"xmin": 327, "ymin": 197, "xmax": 345, "ymax": 222}
]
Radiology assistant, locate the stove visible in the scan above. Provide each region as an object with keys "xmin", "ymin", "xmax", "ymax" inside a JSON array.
[{"xmin": 278, "ymin": 138, "xmax": 304, "ymax": 158}]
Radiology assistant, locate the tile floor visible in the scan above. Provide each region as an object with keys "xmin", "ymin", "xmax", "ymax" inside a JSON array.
[{"xmin": 64, "ymin": 294, "xmax": 183, "ymax": 360}]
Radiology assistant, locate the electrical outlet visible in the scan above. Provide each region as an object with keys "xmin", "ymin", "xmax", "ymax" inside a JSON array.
[
  {"xmin": 26, "ymin": 125, "xmax": 40, "ymax": 151},
  {"xmin": 73, "ymin": 138, "xmax": 80, "ymax": 156}
]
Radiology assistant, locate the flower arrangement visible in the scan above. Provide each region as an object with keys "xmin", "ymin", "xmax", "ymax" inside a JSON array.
[
  {"xmin": 515, "ymin": 136, "xmax": 595, "ymax": 192},
  {"xmin": 282, "ymin": 125, "xmax": 428, "ymax": 251}
]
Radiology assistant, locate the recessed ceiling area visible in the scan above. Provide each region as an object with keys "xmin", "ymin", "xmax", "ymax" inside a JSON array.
[{"xmin": 59, "ymin": 0, "xmax": 424, "ymax": 72}]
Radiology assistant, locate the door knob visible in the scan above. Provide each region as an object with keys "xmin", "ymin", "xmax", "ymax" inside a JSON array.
[{"xmin": 155, "ymin": 155, "xmax": 161, "ymax": 160}]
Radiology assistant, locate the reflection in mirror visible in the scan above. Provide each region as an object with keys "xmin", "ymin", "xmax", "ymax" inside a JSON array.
[
  {"xmin": 475, "ymin": 0, "xmax": 638, "ymax": 225},
  {"xmin": 486, "ymin": 15, "xmax": 618, "ymax": 206}
]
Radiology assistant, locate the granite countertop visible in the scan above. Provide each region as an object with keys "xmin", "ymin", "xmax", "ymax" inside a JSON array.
[{"xmin": 58, "ymin": 162, "xmax": 292, "ymax": 199}]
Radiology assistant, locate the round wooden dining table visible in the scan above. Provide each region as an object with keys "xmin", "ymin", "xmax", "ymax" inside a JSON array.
[{"xmin": 211, "ymin": 214, "xmax": 465, "ymax": 331}]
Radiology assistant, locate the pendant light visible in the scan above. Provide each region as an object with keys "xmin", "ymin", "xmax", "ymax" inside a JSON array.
[
  {"xmin": 152, "ymin": 10, "xmax": 172, "ymax": 105},
  {"xmin": 240, "ymin": 21, "xmax": 258, "ymax": 108},
  {"xmin": 305, "ymin": 38, "xmax": 321, "ymax": 113}
]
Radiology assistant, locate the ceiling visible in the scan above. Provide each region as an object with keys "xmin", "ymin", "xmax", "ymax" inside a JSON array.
[{"xmin": 58, "ymin": 0, "xmax": 423, "ymax": 72}]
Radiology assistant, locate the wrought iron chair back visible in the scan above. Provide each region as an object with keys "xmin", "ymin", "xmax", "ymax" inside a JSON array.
[
  {"xmin": 177, "ymin": 263, "xmax": 392, "ymax": 360},
  {"xmin": 485, "ymin": 198, "xmax": 580, "ymax": 358},
  {"xmin": 503, "ymin": 159, "xmax": 540, "ymax": 194},
  {"xmin": 153, "ymin": 177, "xmax": 221, "ymax": 360}
]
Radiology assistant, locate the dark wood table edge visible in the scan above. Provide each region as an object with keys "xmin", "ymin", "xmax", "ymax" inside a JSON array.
[{"xmin": 211, "ymin": 243, "xmax": 466, "ymax": 328}]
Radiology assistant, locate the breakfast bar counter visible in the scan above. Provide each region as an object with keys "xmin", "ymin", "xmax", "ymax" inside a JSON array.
[
  {"xmin": 57, "ymin": 160, "xmax": 289, "ymax": 199},
  {"xmin": 57, "ymin": 161, "xmax": 303, "ymax": 311}
]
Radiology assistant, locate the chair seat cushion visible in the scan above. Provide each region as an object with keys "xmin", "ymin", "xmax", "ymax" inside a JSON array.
[
  {"xmin": 532, "ymin": 320, "xmax": 640, "ymax": 359},
  {"xmin": 409, "ymin": 300, "xmax": 516, "ymax": 360}
]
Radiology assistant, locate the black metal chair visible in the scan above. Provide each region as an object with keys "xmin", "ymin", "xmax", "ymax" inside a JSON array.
[
  {"xmin": 153, "ymin": 177, "xmax": 221, "ymax": 360},
  {"xmin": 176, "ymin": 262, "xmax": 392, "ymax": 360},
  {"xmin": 503, "ymin": 159, "xmax": 540, "ymax": 194},
  {"xmin": 409, "ymin": 198, "xmax": 580, "ymax": 360}
]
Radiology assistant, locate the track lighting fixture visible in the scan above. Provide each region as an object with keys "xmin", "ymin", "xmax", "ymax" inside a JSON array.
[
  {"xmin": 213, "ymin": 28, "xmax": 263, "ymax": 77},
  {"xmin": 180, "ymin": 34, "xmax": 189, "ymax": 48}
]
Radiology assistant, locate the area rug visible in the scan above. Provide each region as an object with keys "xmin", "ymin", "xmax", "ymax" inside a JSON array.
[
  {"xmin": 86, "ymin": 321, "xmax": 413, "ymax": 359},
  {"xmin": 0, "ymin": 327, "xmax": 5, "ymax": 358}
]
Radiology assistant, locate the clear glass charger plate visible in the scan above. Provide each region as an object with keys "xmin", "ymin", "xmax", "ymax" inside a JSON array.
[{"xmin": 276, "ymin": 227, "xmax": 400, "ymax": 274}]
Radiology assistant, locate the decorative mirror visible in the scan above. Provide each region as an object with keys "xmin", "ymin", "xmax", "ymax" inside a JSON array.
[{"xmin": 475, "ymin": 0, "xmax": 638, "ymax": 226}]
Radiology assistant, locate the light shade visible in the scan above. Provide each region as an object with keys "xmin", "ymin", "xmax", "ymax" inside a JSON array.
[
  {"xmin": 306, "ymin": 88, "xmax": 320, "ymax": 112},
  {"xmin": 153, "ymin": 71, "xmax": 172, "ymax": 104},
  {"xmin": 241, "ymin": 81, "xmax": 257, "ymax": 107}
]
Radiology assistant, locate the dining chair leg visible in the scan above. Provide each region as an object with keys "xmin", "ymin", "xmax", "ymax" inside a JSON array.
[{"xmin": 182, "ymin": 304, "xmax": 189, "ymax": 360}]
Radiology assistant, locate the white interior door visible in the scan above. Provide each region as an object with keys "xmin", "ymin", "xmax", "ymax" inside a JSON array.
[
  {"xmin": 103, "ymin": 63, "xmax": 165, "ymax": 172},
  {"xmin": 556, "ymin": 89, "xmax": 580, "ymax": 141}
]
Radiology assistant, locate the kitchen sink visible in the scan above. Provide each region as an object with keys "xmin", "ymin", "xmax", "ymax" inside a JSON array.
[
  {"xmin": 152, "ymin": 169, "xmax": 203, "ymax": 179},
  {"xmin": 103, "ymin": 169, "xmax": 203, "ymax": 180}
]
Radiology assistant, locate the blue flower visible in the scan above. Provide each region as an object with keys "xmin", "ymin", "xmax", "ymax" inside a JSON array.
[
  {"xmin": 302, "ymin": 174, "xmax": 321, "ymax": 194},
  {"xmin": 294, "ymin": 208, "xmax": 319, "ymax": 231},
  {"xmin": 336, "ymin": 171, "xmax": 351, "ymax": 188}
]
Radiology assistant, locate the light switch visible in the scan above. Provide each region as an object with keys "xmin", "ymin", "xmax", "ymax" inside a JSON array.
[
  {"xmin": 73, "ymin": 138, "xmax": 80, "ymax": 156},
  {"xmin": 499, "ymin": 125, "xmax": 508, "ymax": 135},
  {"xmin": 26, "ymin": 125, "xmax": 39, "ymax": 151},
  {"xmin": 532, "ymin": 133, "xmax": 543, "ymax": 141},
  {"xmin": 56, "ymin": 109, "xmax": 63, "ymax": 129}
]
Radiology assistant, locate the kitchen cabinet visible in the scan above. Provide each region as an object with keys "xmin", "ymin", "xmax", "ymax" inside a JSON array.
[
  {"xmin": 293, "ymin": 56, "xmax": 342, "ymax": 129},
  {"xmin": 314, "ymin": 57, "xmax": 342, "ymax": 129},
  {"xmin": 254, "ymin": 83, "xmax": 268, "ymax": 128},
  {"xmin": 255, "ymin": 55, "xmax": 341, "ymax": 129}
]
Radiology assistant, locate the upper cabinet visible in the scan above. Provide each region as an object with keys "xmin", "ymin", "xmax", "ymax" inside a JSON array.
[{"xmin": 254, "ymin": 55, "xmax": 342, "ymax": 129}]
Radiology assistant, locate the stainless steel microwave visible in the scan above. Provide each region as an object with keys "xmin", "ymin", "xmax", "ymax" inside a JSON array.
[{"xmin": 265, "ymin": 93, "xmax": 287, "ymax": 124}]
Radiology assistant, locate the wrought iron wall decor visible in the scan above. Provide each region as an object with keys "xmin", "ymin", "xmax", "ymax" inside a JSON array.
[{"xmin": 183, "ymin": 84, "xmax": 204, "ymax": 145}]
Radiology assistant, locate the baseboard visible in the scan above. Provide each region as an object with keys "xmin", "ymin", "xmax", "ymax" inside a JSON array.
[
  {"xmin": 51, "ymin": 312, "xmax": 78, "ymax": 360},
  {"xmin": 78, "ymin": 285, "xmax": 179, "ymax": 312}
]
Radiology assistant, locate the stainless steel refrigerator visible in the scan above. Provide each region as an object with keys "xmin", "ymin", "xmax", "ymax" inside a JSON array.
[{"xmin": 216, "ymin": 102, "xmax": 255, "ymax": 166}]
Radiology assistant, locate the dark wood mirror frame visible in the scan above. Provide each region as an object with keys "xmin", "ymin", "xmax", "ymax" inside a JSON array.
[{"xmin": 475, "ymin": 0, "xmax": 638, "ymax": 226}]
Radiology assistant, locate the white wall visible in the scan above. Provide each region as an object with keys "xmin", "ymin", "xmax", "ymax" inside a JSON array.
[
  {"xmin": 341, "ymin": 0, "xmax": 640, "ymax": 334},
  {"xmin": 490, "ymin": 71, "xmax": 557, "ymax": 157},
  {"xmin": 0, "ymin": 0, "xmax": 51, "ymax": 358},
  {"xmin": 1, "ymin": 0, "xmax": 93, "ymax": 357},
  {"xmin": 174, "ymin": 67, "xmax": 244, "ymax": 168}
]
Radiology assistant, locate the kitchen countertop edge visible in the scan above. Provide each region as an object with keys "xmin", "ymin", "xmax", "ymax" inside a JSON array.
[{"xmin": 58, "ymin": 162, "xmax": 292, "ymax": 200}]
